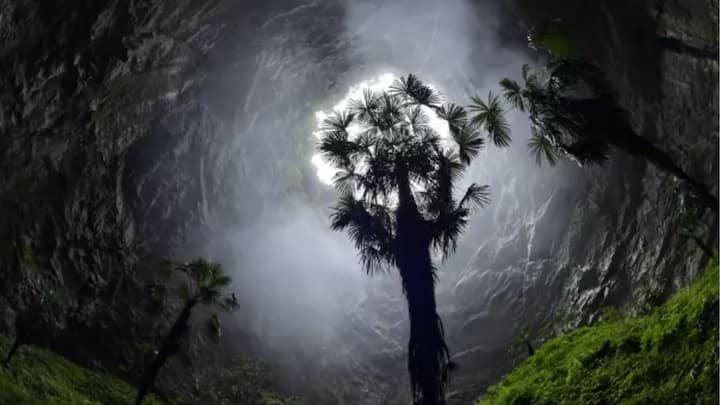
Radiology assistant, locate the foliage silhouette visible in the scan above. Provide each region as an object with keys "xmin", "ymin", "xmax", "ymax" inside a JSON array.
[
  {"xmin": 479, "ymin": 59, "xmax": 718, "ymax": 212},
  {"xmin": 135, "ymin": 258, "xmax": 238, "ymax": 405},
  {"xmin": 319, "ymin": 74, "xmax": 492, "ymax": 405}
]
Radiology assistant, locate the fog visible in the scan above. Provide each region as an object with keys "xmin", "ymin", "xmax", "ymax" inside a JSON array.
[{"xmin": 194, "ymin": 0, "xmax": 568, "ymax": 400}]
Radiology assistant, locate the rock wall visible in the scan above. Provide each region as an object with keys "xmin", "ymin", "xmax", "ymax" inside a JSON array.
[{"xmin": 0, "ymin": 0, "xmax": 716, "ymax": 404}]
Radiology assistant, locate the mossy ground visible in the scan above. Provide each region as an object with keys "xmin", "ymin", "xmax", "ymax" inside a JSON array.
[
  {"xmin": 477, "ymin": 256, "xmax": 719, "ymax": 405},
  {"xmin": 0, "ymin": 337, "xmax": 163, "ymax": 405}
]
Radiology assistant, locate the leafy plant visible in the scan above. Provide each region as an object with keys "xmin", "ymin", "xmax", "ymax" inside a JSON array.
[
  {"xmin": 476, "ymin": 256, "xmax": 720, "ymax": 405},
  {"xmin": 508, "ymin": 324, "xmax": 537, "ymax": 365},
  {"xmin": 475, "ymin": 59, "xmax": 718, "ymax": 212},
  {"xmin": 135, "ymin": 258, "xmax": 238, "ymax": 405},
  {"xmin": 0, "ymin": 336, "xmax": 165, "ymax": 405}
]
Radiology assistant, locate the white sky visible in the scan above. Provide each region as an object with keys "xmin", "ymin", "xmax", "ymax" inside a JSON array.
[{"xmin": 311, "ymin": 73, "xmax": 451, "ymax": 185}]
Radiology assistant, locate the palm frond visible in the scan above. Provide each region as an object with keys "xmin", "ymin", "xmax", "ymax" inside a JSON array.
[
  {"xmin": 332, "ymin": 169, "xmax": 359, "ymax": 194},
  {"xmin": 468, "ymin": 92, "xmax": 511, "ymax": 147},
  {"xmin": 330, "ymin": 193, "xmax": 395, "ymax": 275},
  {"xmin": 320, "ymin": 110, "xmax": 355, "ymax": 132},
  {"xmin": 430, "ymin": 206, "xmax": 470, "ymax": 259},
  {"xmin": 373, "ymin": 93, "xmax": 404, "ymax": 131},
  {"xmin": 348, "ymin": 88, "xmax": 381, "ymax": 121},
  {"xmin": 421, "ymin": 149, "xmax": 462, "ymax": 217},
  {"xmin": 548, "ymin": 58, "xmax": 617, "ymax": 101},
  {"xmin": 318, "ymin": 130, "xmax": 358, "ymax": 170},
  {"xmin": 499, "ymin": 78, "xmax": 525, "ymax": 112},
  {"xmin": 218, "ymin": 293, "xmax": 239, "ymax": 311},
  {"xmin": 458, "ymin": 183, "xmax": 490, "ymax": 209},
  {"xmin": 522, "ymin": 64, "xmax": 531, "ymax": 82},
  {"xmin": 437, "ymin": 103, "xmax": 468, "ymax": 134},
  {"xmin": 361, "ymin": 148, "xmax": 396, "ymax": 201},
  {"xmin": 405, "ymin": 105, "xmax": 431, "ymax": 134},
  {"xmin": 390, "ymin": 74, "xmax": 442, "ymax": 108},
  {"xmin": 450, "ymin": 124, "xmax": 484, "ymax": 166},
  {"xmin": 211, "ymin": 274, "xmax": 231, "ymax": 288},
  {"xmin": 528, "ymin": 128, "xmax": 559, "ymax": 166}
]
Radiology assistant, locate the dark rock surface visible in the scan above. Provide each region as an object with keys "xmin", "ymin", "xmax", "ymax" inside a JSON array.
[{"xmin": 0, "ymin": 0, "xmax": 716, "ymax": 404}]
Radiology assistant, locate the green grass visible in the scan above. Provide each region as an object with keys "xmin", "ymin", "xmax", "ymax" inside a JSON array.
[
  {"xmin": 477, "ymin": 256, "xmax": 719, "ymax": 405},
  {"xmin": 0, "ymin": 337, "xmax": 163, "ymax": 405}
]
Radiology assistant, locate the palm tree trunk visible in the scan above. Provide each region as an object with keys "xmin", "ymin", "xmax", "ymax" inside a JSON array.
[
  {"xmin": 614, "ymin": 133, "xmax": 718, "ymax": 213},
  {"xmin": 400, "ymin": 258, "xmax": 449, "ymax": 405},
  {"xmin": 658, "ymin": 35, "xmax": 719, "ymax": 61},
  {"xmin": 395, "ymin": 165, "xmax": 450, "ymax": 405},
  {"xmin": 3, "ymin": 337, "xmax": 22, "ymax": 366},
  {"xmin": 136, "ymin": 298, "xmax": 196, "ymax": 405}
]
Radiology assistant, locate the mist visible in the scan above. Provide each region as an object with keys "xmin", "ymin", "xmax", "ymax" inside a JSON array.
[{"xmin": 194, "ymin": 0, "xmax": 573, "ymax": 400}]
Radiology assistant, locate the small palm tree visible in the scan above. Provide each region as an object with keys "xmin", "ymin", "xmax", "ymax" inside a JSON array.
[
  {"xmin": 476, "ymin": 59, "xmax": 718, "ymax": 212},
  {"xmin": 318, "ymin": 74, "xmax": 496, "ymax": 405},
  {"xmin": 135, "ymin": 258, "xmax": 238, "ymax": 405}
]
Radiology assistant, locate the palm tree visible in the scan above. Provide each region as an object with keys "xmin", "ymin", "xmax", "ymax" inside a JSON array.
[
  {"xmin": 135, "ymin": 258, "xmax": 238, "ymax": 405},
  {"xmin": 318, "ymin": 74, "xmax": 497, "ymax": 405},
  {"xmin": 475, "ymin": 59, "xmax": 718, "ymax": 213}
]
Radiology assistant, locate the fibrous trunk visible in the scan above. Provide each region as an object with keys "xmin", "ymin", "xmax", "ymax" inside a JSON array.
[
  {"xmin": 135, "ymin": 298, "xmax": 196, "ymax": 405},
  {"xmin": 399, "ymin": 253, "xmax": 450, "ymax": 405},
  {"xmin": 395, "ymin": 166, "xmax": 450, "ymax": 405}
]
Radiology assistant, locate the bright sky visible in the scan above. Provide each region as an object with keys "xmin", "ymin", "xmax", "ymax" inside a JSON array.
[{"xmin": 311, "ymin": 73, "xmax": 450, "ymax": 185}]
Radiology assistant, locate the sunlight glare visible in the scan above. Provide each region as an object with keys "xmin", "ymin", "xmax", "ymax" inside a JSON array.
[{"xmin": 311, "ymin": 73, "xmax": 449, "ymax": 185}]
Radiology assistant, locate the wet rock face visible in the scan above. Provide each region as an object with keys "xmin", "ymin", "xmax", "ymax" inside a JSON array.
[
  {"xmin": 440, "ymin": 1, "xmax": 719, "ymax": 402},
  {"xmin": 0, "ymin": 0, "xmax": 716, "ymax": 403},
  {"xmin": 0, "ymin": 0, "xmax": 285, "ymax": 364}
]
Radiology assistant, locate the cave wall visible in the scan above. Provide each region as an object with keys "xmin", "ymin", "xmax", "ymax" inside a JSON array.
[
  {"xmin": 0, "ymin": 0, "xmax": 716, "ymax": 404},
  {"xmin": 440, "ymin": 0, "xmax": 718, "ymax": 402}
]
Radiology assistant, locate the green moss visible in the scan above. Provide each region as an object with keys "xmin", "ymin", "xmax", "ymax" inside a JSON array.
[
  {"xmin": 528, "ymin": 21, "xmax": 580, "ymax": 58},
  {"xmin": 0, "ymin": 337, "xmax": 165, "ymax": 405},
  {"xmin": 18, "ymin": 238, "xmax": 33, "ymax": 267},
  {"xmin": 477, "ymin": 256, "xmax": 719, "ymax": 405}
]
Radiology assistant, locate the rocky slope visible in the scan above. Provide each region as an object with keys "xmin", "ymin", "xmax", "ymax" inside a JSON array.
[
  {"xmin": 0, "ymin": 0, "xmax": 716, "ymax": 404},
  {"xmin": 476, "ymin": 256, "xmax": 719, "ymax": 405}
]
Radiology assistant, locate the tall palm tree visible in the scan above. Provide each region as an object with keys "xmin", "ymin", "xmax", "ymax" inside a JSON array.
[
  {"xmin": 476, "ymin": 59, "xmax": 718, "ymax": 213},
  {"xmin": 135, "ymin": 258, "xmax": 238, "ymax": 405},
  {"xmin": 318, "ymin": 75, "xmax": 496, "ymax": 405}
]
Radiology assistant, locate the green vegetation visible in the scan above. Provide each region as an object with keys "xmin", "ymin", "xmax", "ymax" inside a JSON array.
[
  {"xmin": 18, "ymin": 238, "xmax": 34, "ymax": 267},
  {"xmin": 0, "ymin": 336, "xmax": 164, "ymax": 405},
  {"xmin": 476, "ymin": 256, "xmax": 719, "ymax": 405},
  {"xmin": 527, "ymin": 19, "xmax": 579, "ymax": 58},
  {"xmin": 136, "ymin": 259, "xmax": 238, "ymax": 405}
]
